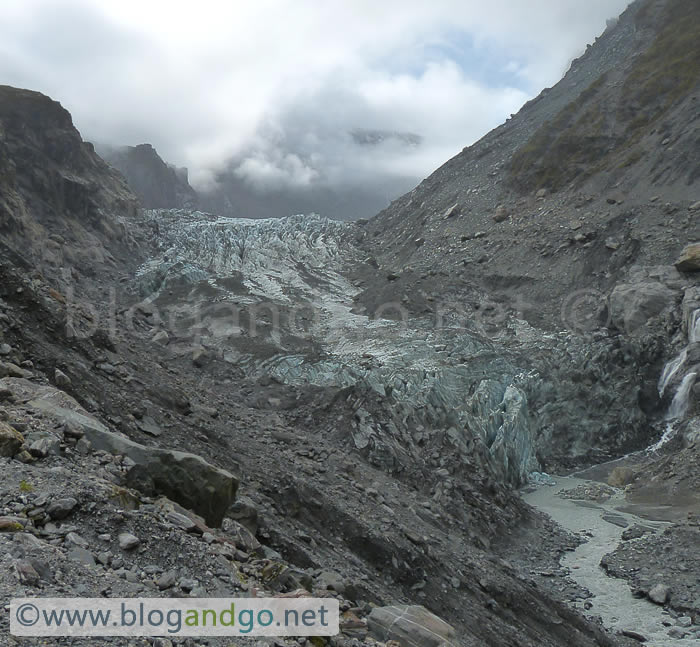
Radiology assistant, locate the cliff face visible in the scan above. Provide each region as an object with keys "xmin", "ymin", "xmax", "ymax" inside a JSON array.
[
  {"xmin": 0, "ymin": 85, "xmax": 140, "ymax": 280},
  {"xmin": 97, "ymin": 142, "xmax": 199, "ymax": 211}
]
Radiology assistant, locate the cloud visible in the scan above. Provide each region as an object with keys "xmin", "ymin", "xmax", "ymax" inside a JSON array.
[{"xmin": 0, "ymin": 0, "xmax": 631, "ymax": 197}]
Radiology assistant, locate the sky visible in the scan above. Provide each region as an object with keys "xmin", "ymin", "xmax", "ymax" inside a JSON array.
[{"xmin": 0, "ymin": 0, "xmax": 631, "ymax": 196}]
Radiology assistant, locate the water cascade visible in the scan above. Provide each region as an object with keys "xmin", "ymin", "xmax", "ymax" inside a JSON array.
[{"xmin": 658, "ymin": 347, "xmax": 688, "ymax": 397}]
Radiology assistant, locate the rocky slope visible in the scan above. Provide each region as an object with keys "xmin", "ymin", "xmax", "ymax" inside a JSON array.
[
  {"xmin": 0, "ymin": 88, "xmax": 628, "ymax": 647},
  {"xmin": 354, "ymin": 0, "xmax": 700, "ymax": 464},
  {"xmin": 0, "ymin": 86, "xmax": 139, "ymax": 284},
  {"xmin": 98, "ymin": 143, "xmax": 199, "ymax": 211},
  {"xmin": 0, "ymin": 0, "xmax": 698, "ymax": 644}
]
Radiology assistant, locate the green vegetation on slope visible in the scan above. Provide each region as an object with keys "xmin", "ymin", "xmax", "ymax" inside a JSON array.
[{"xmin": 508, "ymin": 0, "xmax": 700, "ymax": 193}]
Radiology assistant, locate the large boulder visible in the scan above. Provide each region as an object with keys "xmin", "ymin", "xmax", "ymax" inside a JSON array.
[
  {"xmin": 675, "ymin": 243, "xmax": 700, "ymax": 272},
  {"xmin": 0, "ymin": 378, "xmax": 237, "ymax": 526},
  {"xmin": 609, "ymin": 281, "xmax": 676, "ymax": 333},
  {"xmin": 0, "ymin": 421, "xmax": 24, "ymax": 457},
  {"xmin": 367, "ymin": 605, "xmax": 457, "ymax": 647}
]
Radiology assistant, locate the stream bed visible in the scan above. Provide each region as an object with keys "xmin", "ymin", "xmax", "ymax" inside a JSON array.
[{"xmin": 523, "ymin": 476, "xmax": 698, "ymax": 646}]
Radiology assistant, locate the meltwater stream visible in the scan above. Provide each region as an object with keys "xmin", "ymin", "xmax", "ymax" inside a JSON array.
[{"xmin": 524, "ymin": 477, "xmax": 697, "ymax": 646}]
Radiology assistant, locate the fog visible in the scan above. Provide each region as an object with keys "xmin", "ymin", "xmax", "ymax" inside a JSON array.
[{"xmin": 0, "ymin": 0, "xmax": 631, "ymax": 215}]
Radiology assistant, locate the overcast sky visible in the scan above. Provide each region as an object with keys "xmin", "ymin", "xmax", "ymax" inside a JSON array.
[{"xmin": 1, "ymin": 0, "xmax": 630, "ymax": 192}]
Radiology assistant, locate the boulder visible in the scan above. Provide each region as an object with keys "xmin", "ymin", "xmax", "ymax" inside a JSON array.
[
  {"xmin": 152, "ymin": 331, "xmax": 170, "ymax": 346},
  {"xmin": 367, "ymin": 605, "xmax": 456, "ymax": 647},
  {"xmin": 492, "ymin": 205, "xmax": 509, "ymax": 222},
  {"xmin": 648, "ymin": 583, "xmax": 671, "ymax": 605},
  {"xmin": 54, "ymin": 369, "xmax": 72, "ymax": 389},
  {"xmin": 0, "ymin": 362, "xmax": 31, "ymax": 379},
  {"xmin": 118, "ymin": 532, "xmax": 141, "ymax": 551},
  {"xmin": 0, "ymin": 378, "xmax": 237, "ymax": 526},
  {"xmin": 607, "ymin": 466, "xmax": 636, "ymax": 487},
  {"xmin": 227, "ymin": 496, "xmax": 259, "ymax": 534},
  {"xmin": 47, "ymin": 497, "xmax": 78, "ymax": 520},
  {"xmin": 675, "ymin": 244, "xmax": 700, "ymax": 272},
  {"xmin": 609, "ymin": 282, "xmax": 676, "ymax": 332},
  {"xmin": 0, "ymin": 421, "xmax": 24, "ymax": 457}
]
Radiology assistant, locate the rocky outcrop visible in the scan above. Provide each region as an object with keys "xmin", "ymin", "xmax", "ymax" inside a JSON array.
[
  {"xmin": 368, "ymin": 605, "xmax": 457, "ymax": 647},
  {"xmin": 676, "ymin": 243, "xmax": 700, "ymax": 272},
  {"xmin": 0, "ymin": 378, "xmax": 238, "ymax": 526},
  {"xmin": 0, "ymin": 86, "xmax": 140, "ymax": 280},
  {"xmin": 0, "ymin": 421, "xmax": 24, "ymax": 457},
  {"xmin": 609, "ymin": 281, "xmax": 676, "ymax": 333},
  {"xmin": 98, "ymin": 143, "xmax": 199, "ymax": 210}
]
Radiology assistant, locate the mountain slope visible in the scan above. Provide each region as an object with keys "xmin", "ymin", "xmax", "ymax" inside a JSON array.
[
  {"xmin": 0, "ymin": 86, "xmax": 140, "ymax": 282},
  {"xmin": 0, "ymin": 88, "xmax": 628, "ymax": 647},
  {"xmin": 98, "ymin": 142, "xmax": 199, "ymax": 211},
  {"xmin": 360, "ymin": 0, "xmax": 699, "ymax": 329}
]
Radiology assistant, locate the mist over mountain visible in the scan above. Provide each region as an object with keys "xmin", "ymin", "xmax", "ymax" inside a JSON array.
[{"xmin": 0, "ymin": 0, "xmax": 630, "ymax": 221}]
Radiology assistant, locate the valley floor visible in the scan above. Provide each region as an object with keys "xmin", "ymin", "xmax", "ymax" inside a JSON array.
[{"xmin": 523, "ymin": 467, "xmax": 700, "ymax": 645}]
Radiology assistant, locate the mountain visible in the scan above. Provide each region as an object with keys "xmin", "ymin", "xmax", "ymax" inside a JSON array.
[
  {"xmin": 97, "ymin": 142, "xmax": 199, "ymax": 210},
  {"xmin": 196, "ymin": 127, "xmax": 423, "ymax": 221},
  {"xmin": 97, "ymin": 138, "xmax": 419, "ymax": 222},
  {"xmin": 0, "ymin": 94, "xmax": 617, "ymax": 647},
  {"xmin": 361, "ymin": 0, "xmax": 700, "ymax": 328},
  {"xmin": 0, "ymin": 0, "xmax": 699, "ymax": 645},
  {"xmin": 0, "ymin": 85, "xmax": 139, "ymax": 281}
]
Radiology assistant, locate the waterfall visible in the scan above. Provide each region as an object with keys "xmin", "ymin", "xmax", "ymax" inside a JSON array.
[
  {"xmin": 666, "ymin": 372, "xmax": 697, "ymax": 421},
  {"xmin": 649, "ymin": 372, "xmax": 698, "ymax": 452},
  {"xmin": 690, "ymin": 309, "xmax": 700, "ymax": 344},
  {"xmin": 658, "ymin": 348, "xmax": 688, "ymax": 397}
]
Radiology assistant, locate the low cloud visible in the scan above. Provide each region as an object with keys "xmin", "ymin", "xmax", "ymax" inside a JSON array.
[{"xmin": 0, "ymin": 0, "xmax": 631, "ymax": 198}]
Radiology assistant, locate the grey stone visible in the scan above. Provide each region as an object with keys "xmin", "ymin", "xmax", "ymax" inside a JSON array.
[
  {"xmin": 65, "ymin": 532, "xmax": 89, "ymax": 548},
  {"xmin": 14, "ymin": 559, "xmax": 40, "ymax": 586},
  {"xmin": 153, "ymin": 638, "xmax": 173, "ymax": 647},
  {"xmin": 118, "ymin": 532, "xmax": 141, "ymax": 551},
  {"xmin": 67, "ymin": 547, "xmax": 96, "ymax": 567},
  {"xmin": 0, "ymin": 421, "xmax": 24, "ymax": 457},
  {"xmin": 609, "ymin": 282, "xmax": 676, "ymax": 333},
  {"xmin": 152, "ymin": 330, "xmax": 170, "ymax": 346},
  {"xmin": 47, "ymin": 497, "xmax": 78, "ymax": 520},
  {"xmin": 368, "ymin": 605, "xmax": 457, "ymax": 647},
  {"xmin": 648, "ymin": 583, "xmax": 671, "ymax": 605},
  {"xmin": 54, "ymin": 369, "xmax": 72, "ymax": 389},
  {"xmin": 493, "ymin": 205, "xmax": 509, "ymax": 222},
  {"xmin": 96, "ymin": 551, "xmax": 112, "ymax": 566},
  {"xmin": 156, "ymin": 570, "xmax": 177, "ymax": 590},
  {"xmin": 316, "ymin": 570, "xmax": 346, "ymax": 595},
  {"xmin": 136, "ymin": 416, "xmax": 162, "ymax": 437},
  {"xmin": 153, "ymin": 639, "xmax": 174, "ymax": 647},
  {"xmin": 676, "ymin": 243, "xmax": 700, "ymax": 272},
  {"xmin": 227, "ymin": 496, "xmax": 258, "ymax": 534},
  {"xmin": 0, "ymin": 362, "xmax": 31, "ymax": 379},
  {"xmin": 180, "ymin": 578, "xmax": 197, "ymax": 592},
  {"xmin": 28, "ymin": 435, "xmax": 61, "ymax": 458},
  {"xmin": 166, "ymin": 511, "xmax": 196, "ymax": 532},
  {"xmin": 9, "ymin": 382, "xmax": 238, "ymax": 526}
]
